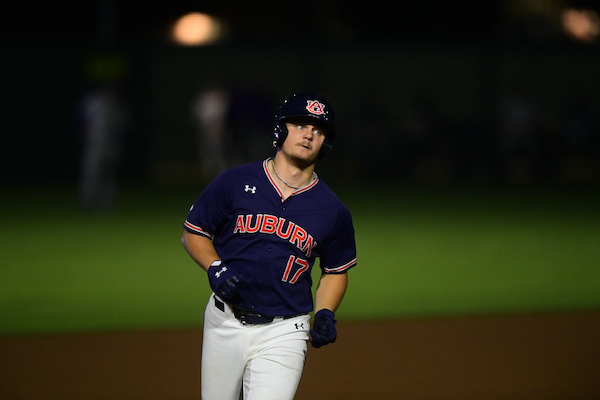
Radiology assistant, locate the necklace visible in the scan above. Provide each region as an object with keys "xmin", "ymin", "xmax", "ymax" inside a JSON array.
[{"xmin": 272, "ymin": 160, "xmax": 316, "ymax": 191}]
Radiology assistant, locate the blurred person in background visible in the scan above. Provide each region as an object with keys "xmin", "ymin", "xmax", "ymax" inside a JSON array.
[
  {"xmin": 190, "ymin": 81, "xmax": 232, "ymax": 181},
  {"xmin": 78, "ymin": 78, "xmax": 130, "ymax": 212}
]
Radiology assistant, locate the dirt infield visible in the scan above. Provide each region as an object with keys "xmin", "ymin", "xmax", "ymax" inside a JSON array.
[{"xmin": 1, "ymin": 311, "xmax": 599, "ymax": 400}]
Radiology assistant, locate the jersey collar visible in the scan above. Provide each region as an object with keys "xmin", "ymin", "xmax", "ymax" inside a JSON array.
[{"xmin": 263, "ymin": 158, "xmax": 319, "ymax": 200}]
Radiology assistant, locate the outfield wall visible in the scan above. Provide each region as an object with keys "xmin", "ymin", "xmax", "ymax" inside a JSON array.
[{"xmin": 2, "ymin": 41, "xmax": 600, "ymax": 187}]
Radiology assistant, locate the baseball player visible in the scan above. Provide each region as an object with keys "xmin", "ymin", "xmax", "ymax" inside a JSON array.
[{"xmin": 181, "ymin": 92, "xmax": 357, "ymax": 400}]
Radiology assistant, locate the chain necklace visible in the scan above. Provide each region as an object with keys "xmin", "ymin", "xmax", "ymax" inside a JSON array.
[{"xmin": 272, "ymin": 160, "xmax": 316, "ymax": 191}]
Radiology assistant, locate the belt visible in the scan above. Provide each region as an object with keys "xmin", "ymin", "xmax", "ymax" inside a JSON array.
[{"xmin": 214, "ymin": 297, "xmax": 294, "ymax": 325}]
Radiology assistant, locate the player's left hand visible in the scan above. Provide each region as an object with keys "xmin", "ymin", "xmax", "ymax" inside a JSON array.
[{"xmin": 310, "ymin": 309, "xmax": 337, "ymax": 348}]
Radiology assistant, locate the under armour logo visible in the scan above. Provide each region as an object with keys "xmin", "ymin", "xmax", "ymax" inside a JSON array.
[
  {"xmin": 244, "ymin": 185, "xmax": 257, "ymax": 194},
  {"xmin": 295, "ymin": 323, "xmax": 304, "ymax": 330},
  {"xmin": 306, "ymin": 100, "xmax": 325, "ymax": 115},
  {"xmin": 214, "ymin": 266, "xmax": 228, "ymax": 278}
]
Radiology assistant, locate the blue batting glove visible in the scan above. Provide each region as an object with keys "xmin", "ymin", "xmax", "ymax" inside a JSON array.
[
  {"xmin": 310, "ymin": 309, "xmax": 337, "ymax": 348},
  {"xmin": 207, "ymin": 261, "xmax": 243, "ymax": 301}
]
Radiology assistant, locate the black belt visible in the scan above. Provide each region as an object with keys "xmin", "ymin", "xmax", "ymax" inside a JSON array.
[{"xmin": 214, "ymin": 297, "xmax": 294, "ymax": 325}]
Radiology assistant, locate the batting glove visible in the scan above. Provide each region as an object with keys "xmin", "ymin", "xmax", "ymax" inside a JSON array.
[
  {"xmin": 207, "ymin": 261, "xmax": 243, "ymax": 301},
  {"xmin": 310, "ymin": 309, "xmax": 337, "ymax": 348}
]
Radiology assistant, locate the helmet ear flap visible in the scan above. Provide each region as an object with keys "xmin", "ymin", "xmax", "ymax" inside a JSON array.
[
  {"xmin": 273, "ymin": 122, "xmax": 288, "ymax": 148},
  {"xmin": 318, "ymin": 138, "xmax": 333, "ymax": 160}
]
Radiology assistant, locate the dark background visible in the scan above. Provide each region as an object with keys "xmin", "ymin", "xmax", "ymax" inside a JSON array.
[
  {"xmin": 2, "ymin": 4, "xmax": 600, "ymax": 398},
  {"xmin": 2, "ymin": 0, "xmax": 600, "ymax": 189}
]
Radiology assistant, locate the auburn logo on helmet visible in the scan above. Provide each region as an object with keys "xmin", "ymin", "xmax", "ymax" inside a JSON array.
[{"xmin": 306, "ymin": 100, "xmax": 326, "ymax": 115}]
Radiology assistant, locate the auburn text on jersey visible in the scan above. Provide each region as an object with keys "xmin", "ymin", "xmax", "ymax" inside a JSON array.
[{"xmin": 233, "ymin": 214, "xmax": 317, "ymax": 258}]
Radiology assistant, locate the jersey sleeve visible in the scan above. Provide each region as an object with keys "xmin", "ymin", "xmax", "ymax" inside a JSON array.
[
  {"xmin": 320, "ymin": 204, "xmax": 357, "ymax": 274},
  {"xmin": 183, "ymin": 171, "xmax": 232, "ymax": 239}
]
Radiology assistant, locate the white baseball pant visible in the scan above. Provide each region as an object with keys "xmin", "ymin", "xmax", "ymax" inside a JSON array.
[{"xmin": 201, "ymin": 294, "xmax": 310, "ymax": 400}]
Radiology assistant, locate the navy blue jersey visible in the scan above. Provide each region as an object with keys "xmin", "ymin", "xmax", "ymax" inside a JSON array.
[{"xmin": 184, "ymin": 158, "xmax": 357, "ymax": 317}]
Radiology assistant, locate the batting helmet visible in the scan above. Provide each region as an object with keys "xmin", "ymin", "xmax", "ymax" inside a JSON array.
[{"xmin": 273, "ymin": 92, "xmax": 336, "ymax": 159}]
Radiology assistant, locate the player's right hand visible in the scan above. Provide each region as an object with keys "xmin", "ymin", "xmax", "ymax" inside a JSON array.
[{"xmin": 207, "ymin": 261, "xmax": 243, "ymax": 301}]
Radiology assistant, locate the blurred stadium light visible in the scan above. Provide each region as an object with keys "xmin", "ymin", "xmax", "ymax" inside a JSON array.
[
  {"xmin": 171, "ymin": 12, "xmax": 224, "ymax": 46},
  {"xmin": 562, "ymin": 8, "xmax": 600, "ymax": 43}
]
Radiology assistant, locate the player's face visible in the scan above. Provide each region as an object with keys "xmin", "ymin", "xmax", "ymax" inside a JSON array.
[{"xmin": 283, "ymin": 121, "xmax": 326, "ymax": 164}]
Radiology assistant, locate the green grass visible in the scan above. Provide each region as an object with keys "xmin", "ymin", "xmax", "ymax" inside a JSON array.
[
  {"xmin": 1, "ymin": 185, "xmax": 599, "ymax": 335},
  {"xmin": 340, "ymin": 187, "xmax": 600, "ymax": 319},
  {"xmin": 0, "ymin": 187, "xmax": 209, "ymax": 335}
]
